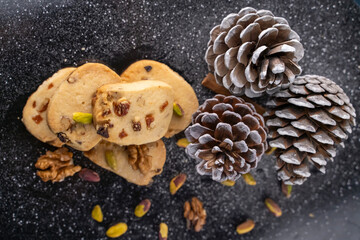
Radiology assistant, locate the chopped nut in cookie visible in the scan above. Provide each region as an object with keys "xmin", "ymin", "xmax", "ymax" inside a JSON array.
[
  {"xmin": 160, "ymin": 101, "xmax": 169, "ymax": 112},
  {"xmin": 113, "ymin": 99, "xmax": 130, "ymax": 117},
  {"xmin": 145, "ymin": 114, "xmax": 154, "ymax": 129},
  {"xmin": 35, "ymin": 147, "xmax": 81, "ymax": 183},
  {"xmin": 32, "ymin": 115, "xmax": 43, "ymax": 124},
  {"xmin": 119, "ymin": 129, "xmax": 128, "ymax": 138},
  {"xmin": 132, "ymin": 120, "xmax": 141, "ymax": 131}
]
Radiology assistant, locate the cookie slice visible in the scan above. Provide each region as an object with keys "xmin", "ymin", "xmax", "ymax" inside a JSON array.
[
  {"xmin": 120, "ymin": 60, "xmax": 199, "ymax": 137},
  {"xmin": 93, "ymin": 80, "xmax": 174, "ymax": 145},
  {"xmin": 22, "ymin": 67, "xmax": 76, "ymax": 147},
  {"xmin": 84, "ymin": 140, "xmax": 166, "ymax": 186},
  {"xmin": 47, "ymin": 63, "xmax": 125, "ymax": 151}
]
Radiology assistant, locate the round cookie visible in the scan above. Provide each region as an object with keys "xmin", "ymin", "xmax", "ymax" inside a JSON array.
[
  {"xmin": 120, "ymin": 60, "xmax": 199, "ymax": 137},
  {"xmin": 93, "ymin": 80, "xmax": 174, "ymax": 146},
  {"xmin": 47, "ymin": 63, "xmax": 125, "ymax": 151},
  {"xmin": 84, "ymin": 140, "xmax": 166, "ymax": 186},
  {"xmin": 22, "ymin": 67, "xmax": 76, "ymax": 147}
]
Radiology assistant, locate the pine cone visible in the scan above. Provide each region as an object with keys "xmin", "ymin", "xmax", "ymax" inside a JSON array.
[
  {"xmin": 205, "ymin": 7, "xmax": 304, "ymax": 98},
  {"xmin": 265, "ymin": 75, "xmax": 356, "ymax": 185},
  {"xmin": 185, "ymin": 94, "xmax": 267, "ymax": 182}
]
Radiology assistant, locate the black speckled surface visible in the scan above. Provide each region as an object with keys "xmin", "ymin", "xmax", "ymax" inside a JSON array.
[{"xmin": 1, "ymin": 0, "xmax": 360, "ymax": 239}]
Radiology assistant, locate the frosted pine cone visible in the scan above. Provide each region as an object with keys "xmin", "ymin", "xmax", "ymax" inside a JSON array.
[
  {"xmin": 185, "ymin": 94, "xmax": 267, "ymax": 182},
  {"xmin": 205, "ymin": 7, "xmax": 304, "ymax": 98},
  {"xmin": 265, "ymin": 75, "xmax": 356, "ymax": 185}
]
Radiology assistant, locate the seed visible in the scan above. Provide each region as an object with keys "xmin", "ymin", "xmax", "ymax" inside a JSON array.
[
  {"xmin": 264, "ymin": 198, "xmax": 282, "ymax": 217},
  {"xmin": 159, "ymin": 223, "xmax": 168, "ymax": 240},
  {"xmin": 134, "ymin": 199, "xmax": 151, "ymax": 217},
  {"xmin": 176, "ymin": 138, "xmax": 190, "ymax": 148},
  {"xmin": 236, "ymin": 219, "xmax": 255, "ymax": 235},
  {"xmin": 79, "ymin": 168, "xmax": 100, "ymax": 182},
  {"xmin": 72, "ymin": 112, "xmax": 93, "ymax": 124},
  {"xmin": 105, "ymin": 150, "xmax": 117, "ymax": 170},
  {"xmin": 221, "ymin": 180, "xmax": 235, "ymax": 186},
  {"xmin": 242, "ymin": 173, "xmax": 256, "ymax": 186},
  {"xmin": 106, "ymin": 222, "xmax": 128, "ymax": 238},
  {"xmin": 169, "ymin": 173, "xmax": 187, "ymax": 195},
  {"xmin": 281, "ymin": 182, "xmax": 292, "ymax": 198},
  {"xmin": 91, "ymin": 205, "xmax": 103, "ymax": 222},
  {"xmin": 173, "ymin": 102, "xmax": 184, "ymax": 117}
]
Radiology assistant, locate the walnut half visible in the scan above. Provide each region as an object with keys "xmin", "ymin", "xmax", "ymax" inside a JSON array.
[
  {"xmin": 35, "ymin": 147, "xmax": 81, "ymax": 183},
  {"xmin": 127, "ymin": 144, "xmax": 152, "ymax": 175}
]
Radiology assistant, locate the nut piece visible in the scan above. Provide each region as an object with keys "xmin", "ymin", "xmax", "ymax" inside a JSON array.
[
  {"xmin": 35, "ymin": 147, "xmax": 81, "ymax": 183},
  {"xmin": 134, "ymin": 199, "xmax": 151, "ymax": 218},
  {"xmin": 159, "ymin": 223, "xmax": 168, "ymax": 240},
  {"xmin": 183, "ymin": 197, "xmax": 207, "ymax": 232},
  {"xmin": 72, "ymin": 112, "xmax": 93, "ymax": 124},
  {"xmin": 132, "ymin": 121, "xmax": 141, "ymax": 131},
  {"xmin": 282, "ymin": 182, "xmax": 292, "ymax": 198},
  {"xmin": 79, "ymin": 168, "xmax": 100, "ymax": 182},
  {"xmin": 106, "ymin": 222, "xmax": 128, "ymax": 238},
  {"xmin": 221, "ymin": 180, "xmax": 235, "ymax": 187},
  {"xmin": 236, "ymin": 219, "xmax": 255, "ymax": 235},
  {"xmin": 105, "ymin": 150, "xmax": 117, "ymax": 170},
  {"xmin": 145, "ymin": 114, "xmax": 154, "ymax": 129},
  {"xmin": 38, "ymin": 98, "xmax": 50, "ymax": 113},
  {"xmin": 32, "ymin": 115, "xmax": 43, "ymax": 124},
  {"xmin": 242, "ymin": 173, "xmax": 256, "ymax": 186},
  {"xmin": 265, "ymin": 198, "xmax": 282, "ymax": 217},
  {"xmin": 127, "ymin": 145, "xmax": 152, "ymax": 175},
  {"xmin": 119, "ymin": 129, "xmax": 128, "ymax": 139},
  {"xmin": 91, "ymin": 205, "xmax": 103, "ymax": 222},
  {"xmin": 173, "ymin": 102, "xmax": 184, "ymax": 117},
  {"xmin": 176, "ymin": 138, "xmax": 190, "ymax": 148},
  {"xmin": 160, "ymin": 101, "xmax": 169, "ymax": 112},
  {"xmin": 169, "ymin": 173, "xmax": 187, "ymax": 195},
  {"xmin": 113, "ymin": 99, "xmax": 130, "ymax": 117}
]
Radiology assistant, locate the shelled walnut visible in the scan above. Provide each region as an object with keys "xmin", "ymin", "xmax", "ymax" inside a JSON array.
[
  {"xmin": 127, "ymin": 144, "xmax": 152, "ymax": 175},
  {"xmin": 184, "ymin": 197, "xmax": 207, "ymax": 232},
  {"xmin": 35, "ymin": 147, "xmax": 81, "ymax": 183}
]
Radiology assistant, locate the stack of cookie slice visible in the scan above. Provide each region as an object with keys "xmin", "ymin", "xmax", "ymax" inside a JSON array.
[{"xmin": 22, "ymin": 61, "xmax": 198, "ymax": 185}]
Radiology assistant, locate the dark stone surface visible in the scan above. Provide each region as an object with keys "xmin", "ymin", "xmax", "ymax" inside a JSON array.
[{"xmin": 0, "ymin": 0, "xmax": 359, "ymax": 239}]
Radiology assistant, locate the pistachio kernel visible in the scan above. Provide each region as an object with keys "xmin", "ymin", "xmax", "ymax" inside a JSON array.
[
  {"xmin": 169, "ymin": 173, "xmax": 187, "ymax": 195},
  {"xmin": 134, "ymin": 199, "xmax": 151, "ymax": 218},
  {"xmin": 221, "ymin": 180, "xmax": 235, "ymax": 186},
  {"xmin": 159, "ymin": 223, "xmax": 168, "ymax": 240},
  {"xmin": 282, "ymin": 182, "xmax": 292, "ymax": 198},
  {"xmin": 242, "ymin": 173, "xmax": 256, "ymax": 186},
  {"xmin": 236, "ymin": 219, "xmax": 255, "ymax": 235},
  {"xmin": 173, "ymin": 102, "xmax": 184, "ymax": 117},
  {"xmin": 176, "ymin": 138, "xmax": 190, "ymax": 148},
  {"xmin": 106, "ymin": 222, "xmax": 128, "ymax": 238},
  {"xmin": 265, "ymin": 198, "xmax": 282, "ymax": 217},
  {"xmin": 105, "ymin": 150, "xmax": 117, "ymax": 170},
  {"xmin": 91, "ymin": 205, "xmax": 103, "ymax": 222},
  {"xmin": 72, "ymin": 112, "xmax": 93, "ymax": 124}
]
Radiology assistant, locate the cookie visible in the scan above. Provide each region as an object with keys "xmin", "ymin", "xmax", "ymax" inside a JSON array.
[
  {"xmin": 84, "ymin": 140, "xmax": 166, "ymax": 186},
  {"xmin": 22, "ymin": 67, "xmax": 76, "ymax": 147},
  {"xmin": 93, "ymin": 80, "xmax": 174, "ymax": 145},
  {"xmin": 47, "ymin": 63, "xmax": 125, "ymax": 151},
  {"xmin": 120, "ymin": 60, "xmax": 199, "ymax": 137}
]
